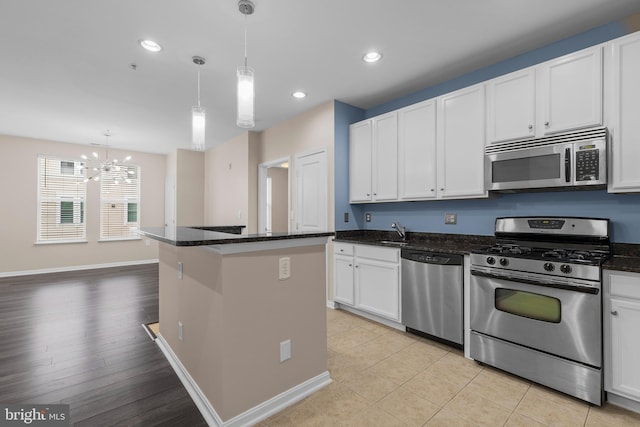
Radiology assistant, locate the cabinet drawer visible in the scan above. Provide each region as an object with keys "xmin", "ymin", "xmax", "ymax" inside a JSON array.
[
  {"xmin": 334, "ymin": 243, "xmax": 354, "ymax": 256},
  {"xmin": 608, "ymin": 271, "xmax": 640, "ymax": 299},
  {"xmin": 356, "ymin": 245, "xmax": 399, "ymax": 263}
]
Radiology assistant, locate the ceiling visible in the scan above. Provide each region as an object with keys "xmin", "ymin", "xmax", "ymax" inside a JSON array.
[{"xmin": 2, "ymin": 1, "xmax": 640, "ymax": 155}]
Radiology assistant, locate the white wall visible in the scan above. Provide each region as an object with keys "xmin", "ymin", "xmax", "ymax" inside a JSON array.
[{"xmin": 0, "ymin": 134, "xmax": 166, "ymax": 275}]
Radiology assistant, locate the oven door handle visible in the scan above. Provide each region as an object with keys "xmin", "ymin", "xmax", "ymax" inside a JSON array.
[{"xmin": 471, "ymin": 269, "xmax": 600, "ymax": 295}]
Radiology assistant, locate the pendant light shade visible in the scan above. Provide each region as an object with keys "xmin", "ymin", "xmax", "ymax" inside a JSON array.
[
  {"xmin": 237, "ymin": 0, "xmax": 255, "ymax": 129},
  {"xmin": 192, "ymin": 56, "xmax": 206, "ymax": 151},
  {"xmin": 192, "ymin": 105, "xmax": 206, "ymax": 150},
  {"xmin": 236, "ymin": 66, "xmax": 255, "ymax": 128}
]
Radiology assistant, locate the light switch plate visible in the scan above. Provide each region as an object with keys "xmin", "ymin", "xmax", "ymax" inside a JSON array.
[{"xmin": 445, "ymin": 213, "xmax": 457, "ymax": 225}]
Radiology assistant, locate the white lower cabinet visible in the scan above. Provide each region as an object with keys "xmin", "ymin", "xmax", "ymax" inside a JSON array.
[
  {"xmin": 333, "ymin": 243, "xmax": 400, "ymax": 322},
  {"xmin": 604, "ymin": 270, "xmax": 640, "ymax": 411}
]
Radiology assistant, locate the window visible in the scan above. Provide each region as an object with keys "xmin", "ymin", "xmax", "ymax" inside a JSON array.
[
  {"xmin": 37, "ymin": 156, "xmax": 87, "ymax": 242},
  {"xmin": 100, "ymin": 164, "xmax": 141, "ymax": 240}
]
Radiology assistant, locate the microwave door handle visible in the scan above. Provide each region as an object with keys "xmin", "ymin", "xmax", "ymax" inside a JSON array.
[{"xmin": 564, "ymin": 147, "xmax": 571, "ymax": 183}]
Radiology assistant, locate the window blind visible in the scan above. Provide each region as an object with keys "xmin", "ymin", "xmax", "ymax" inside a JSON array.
[
  {"xmin": 37, "ymin": 156, "xmax": 87, "ymax": 242},
  {"xmin": 100, "ymin": 164, "xmax": 140, "ymax": 240}
]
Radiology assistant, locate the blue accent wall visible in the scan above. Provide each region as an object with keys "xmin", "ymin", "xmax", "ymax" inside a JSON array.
[{"xmin": 334, "ymin": 21, "xmax": 640, "ymax": 243}]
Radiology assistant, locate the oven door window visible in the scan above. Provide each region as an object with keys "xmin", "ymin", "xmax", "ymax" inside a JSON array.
[
  {"xmin": 492, "ymin": 153, "xmax": 561, "ymax": 183},
  {"xmin": 495, "ymin": 288, "xmax": 561, "ymax": 323}
]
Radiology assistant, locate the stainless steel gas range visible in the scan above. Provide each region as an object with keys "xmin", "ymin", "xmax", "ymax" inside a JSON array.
[{"xmin": 470, "ymin": 217, "xmax": 611, "ymax": 405}]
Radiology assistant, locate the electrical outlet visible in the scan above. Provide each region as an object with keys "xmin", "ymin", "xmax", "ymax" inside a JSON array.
[
  {"xmin": 344, "ymin": 212, "xmax": 349, "ymax": 222},
  {"xmin": 279, "ymin": 257, "xmax": 291, "ymax": 280},
  {"xmin": 178, "ymin": 321, "xmax": 183, "ymax": 341},
  {"xmin": 445, "ymin": 213, "xmax": 458, "ymax": 225},
  {"xmin": 145, "ymin": 239, "xmax": 151, "ymax": 246},
  {"xmin": 178, "ymin": 262, "xmax": 183, "ymax": 279},
  {"xmin": 280, "ymin": 339, "xmax": 291, "ymax": 362},
  {"xmin": 365, "ymin": 212, "xmax": 372, "ymax": 222}
]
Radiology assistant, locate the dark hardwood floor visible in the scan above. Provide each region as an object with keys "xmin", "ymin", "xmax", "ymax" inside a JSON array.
[{"xmin": 0, "ymin": 264, "xmax": 207, "ymax": 426}]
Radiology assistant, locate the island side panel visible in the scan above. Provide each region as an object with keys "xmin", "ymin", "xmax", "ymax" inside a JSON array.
[
  {"xmin": 158, "ymin": 241, "xmax": 329, "ymax": 422},
  {"xmin": 158, "ymin": 243, "xmax": 225, "ymax": 410},
  {"xmin": 218, "ymin": 244, "xmax": 328, "ymax": 420}
]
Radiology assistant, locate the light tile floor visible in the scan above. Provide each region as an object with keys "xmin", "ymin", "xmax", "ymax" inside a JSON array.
[{"xmin": 259, "ymin": 308, "xmax": 640, "ymax": 426}]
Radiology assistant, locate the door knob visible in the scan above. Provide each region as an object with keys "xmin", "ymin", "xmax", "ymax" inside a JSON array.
[
  {"xmin": 528, "ymin": 124, "xmax": 533, "ymax": 130},
  {"xmin": 544, "ymin": 121, "xmax": 550, "ymax": 127},
  {"xmin": 611, "ymin": 310, "xmax": 618, "ymax": 316}
]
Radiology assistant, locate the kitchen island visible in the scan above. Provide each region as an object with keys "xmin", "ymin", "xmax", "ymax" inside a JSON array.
[{"xmin": 139, "ymin": 226, "xmax": 334, "ymax": 426}]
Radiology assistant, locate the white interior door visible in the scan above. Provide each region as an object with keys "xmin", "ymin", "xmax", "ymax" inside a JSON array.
[{"xmin": 295, "ymin": 149, "xmax": 327, "ymax": 232}]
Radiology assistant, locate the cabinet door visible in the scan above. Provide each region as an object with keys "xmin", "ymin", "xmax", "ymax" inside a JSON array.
[
  {"xmin": 486, "ymin": 68, "xmax": 536, "ymax": 143},
  {"xmin": 437, "ymin": 84, "xmax": 487, "ymax": 199},
  {"xmin": 372, "ymin": 112, "xmax": 398, "ymax": 201},
  {"xmin": 349, "ymin": 120, "xmax": 372, "ymax": 202},
  {"xmin": 608, "ymin": 33, "xmax": 640, "ymax": 192},
  {"xmin": 334, "ymin": 254, "xmax": 355, "ymax": 306},
  {"xmin": 608, "ymin": 298, "xmax": 640, "ymax": 399},
  {"xmin": 398, "ymin": 99, "xmax": 437, "ymax": 200},
  {"xmin": 355, "ymin": 258, "xmax": 400, "ymax": 321},
  {"xmin": 539, "ymin": 46, "xmax": 603, "ymax": 135}
]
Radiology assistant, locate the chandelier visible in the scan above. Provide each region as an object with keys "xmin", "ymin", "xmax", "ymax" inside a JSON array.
[{"xmin": 81, "ymin": 131, "xmax": 133, "ymax": 184}]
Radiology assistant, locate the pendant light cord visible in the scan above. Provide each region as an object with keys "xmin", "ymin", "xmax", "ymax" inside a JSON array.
[
  {"xmin": 244, "ymin": 14, "xmax": 248, "ymax": 68},
  {"xmin": 197, "ymin": 65, "xmax": 201, "ymax": 108}
]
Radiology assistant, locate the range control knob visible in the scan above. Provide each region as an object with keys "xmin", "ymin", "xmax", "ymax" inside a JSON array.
[
  {"xmin": 486, "ymin": 256, "xmax": 496, "ymax": 265},
  {"xmin": 560, "ymin": 264, "xmax": 573, "ymax": 274},
  {"xmin": 543, "ymin": 262, "xmax": 555, "ymax": 272},
  {"xmin": 499, "ymin": 258, "xmax": 509, "ymax": 266}
]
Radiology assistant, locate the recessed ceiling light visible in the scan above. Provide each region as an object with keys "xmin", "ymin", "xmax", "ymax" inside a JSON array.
[
  {"xmin": 139, "ymin": 39, "xmax": 163, "ymax": 53},
  {"xmin": 363, "ymin": 51, "xmax": 382, "ymax": 63},
  {"xmin": 292, "ymin": 91, "xmax": 307, "ymax": 99}
]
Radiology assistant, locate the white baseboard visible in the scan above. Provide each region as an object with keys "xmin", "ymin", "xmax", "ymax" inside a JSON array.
[
  {"xmin": 335, "ymin": 304, "xmax": 406, "ymax": 331},
  {"xmin": 0, "ymin": 259, "xmax": 159, "ymax": 278},
  {"xmin": 326, "ymin": 300, "xmax": 337, "ymax": 309},
  {"xmin": 607, "ymin": 392, "xmax": 640, "ymax": 414},
  {"xmin": 156, "ymin": 334, "xmax": 332, "ymax": 427}
]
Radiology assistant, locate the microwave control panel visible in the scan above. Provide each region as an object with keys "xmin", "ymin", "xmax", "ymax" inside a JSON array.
[{"xmin": 575, "ymin": 145, "xmax": 600, "ymax": 182}]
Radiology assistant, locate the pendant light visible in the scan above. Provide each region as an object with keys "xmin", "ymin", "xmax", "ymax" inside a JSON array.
[
  {"xmin": 237, "ymin": 0, "xmax": 255, "ymax": 129},
  {"xmin": 192, "ymin": 56, "xmax": 206, "ymax": 151}
]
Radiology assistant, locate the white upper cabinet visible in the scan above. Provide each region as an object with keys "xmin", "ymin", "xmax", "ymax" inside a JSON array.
[
  {"xmin": 486, "ymin": 68, "xmax": 536, "ymax": 143},
  {"xmin": 372, "ymin": 112, "xmax": 399, "ymax": 201},
  {"xmin": 486, "ymin": 45, "xmax": 603, "ymax": 144},
  {"xmin": 398, "ymin": 99, "xmax": 437, "ymax": 200},
  {"xmin": 349, "ymin": 120, "xmax": 373, "ymax": 202},
  {"xmin": 607, "ymin": 32, "xmax": 640, "ymax": 193},
  {"xmin": 539, "ymin": 46, "xmax": 603, "ymax": 135},
  {"xmin": 437, "ymin": 83, "xmax": 488, "ymax": 199},
  {"xmin": 349, "ymin": 112, "xmax": 398, "ymax": 203}
]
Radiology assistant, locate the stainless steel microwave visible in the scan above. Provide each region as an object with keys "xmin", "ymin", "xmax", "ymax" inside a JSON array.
[{"xmin": 485, "ymin": 127, "xmax": 607, "ymax": 192}]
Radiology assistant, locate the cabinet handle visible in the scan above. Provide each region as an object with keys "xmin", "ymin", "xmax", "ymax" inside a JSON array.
[
  {"xmin": 340, "ymin": 249, "xmax": 344, "ymax": 252},
  {"xmin": 373, "ymin": 192, "xmax": 377, "ymax": 196},
  {"xmin": 611, "ymin": 310, "xmax": 618, "ymax": 316},
  {"xmin": 528, "ymin": 124, "xmax": 533, "ymax": 130},
  {"xmin": 440, "ymin": 188, "xmax": 444, "ymax": 191},
  {"xmin": 366, "ymin": 193, "xmax": 370, "ymax": 196},
  {"xmin": 430, "ymin": 189, "xmax": 435, "ymax": 192},
  {"xmin": 544, "ymin": 121, "xmax": 550, "ymax": 127},
  {"xmin": 348, "ymin": 264, "xmax": 352, "ymax": 267},
  {"xmin": 355, "ymin": 265, "xmax": 359, "ymax": 268}
]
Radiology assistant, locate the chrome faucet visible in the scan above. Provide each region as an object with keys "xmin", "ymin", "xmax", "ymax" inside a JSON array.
[{"xmin": 391, "ymin": 222, "xmax": 406, "ymax": 241}]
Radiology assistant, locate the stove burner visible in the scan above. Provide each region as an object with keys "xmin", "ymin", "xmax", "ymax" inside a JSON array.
[{"xmin": 487, "ymin": 244, "xmax": 532, "ymax": 255}]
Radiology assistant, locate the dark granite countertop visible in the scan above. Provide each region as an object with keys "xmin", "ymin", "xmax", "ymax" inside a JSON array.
[
  {"xmin": 139, "ymin": 226, "xmax": 334, "ymax": 247},
  {"xmin": 336, "ymin": 231, "xmax": 640, "ymax": 272},
  {"xmin": 334, "ymin": 230, "xmax": 495, "ymax": 255}
]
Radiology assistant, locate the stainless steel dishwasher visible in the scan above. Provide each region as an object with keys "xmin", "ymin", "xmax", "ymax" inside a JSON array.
[{"xmin": 401, "ymin": 249, "xmax": 463, "ymax": 345}]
